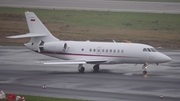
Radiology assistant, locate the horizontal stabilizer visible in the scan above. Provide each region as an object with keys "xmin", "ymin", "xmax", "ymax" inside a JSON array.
[{"xmin": 7, "ymin": 33, "xmax": 47, "ymax": 38}]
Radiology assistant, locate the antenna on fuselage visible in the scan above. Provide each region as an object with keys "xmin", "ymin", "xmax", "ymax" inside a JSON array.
[{"xmin": 113, "ymin": 40, "xmax": 116, "ymax": 43}]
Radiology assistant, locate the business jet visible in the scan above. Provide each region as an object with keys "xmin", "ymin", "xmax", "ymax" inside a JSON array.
[{"xmin": 7, "ymin": 12, "xmax": 171, "ymax": 74}]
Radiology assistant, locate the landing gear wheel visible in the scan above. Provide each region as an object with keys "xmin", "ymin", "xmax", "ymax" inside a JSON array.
[
  {"xmin": 143, "ymin": 70, "xmax": 147, "ymax": 74},
  {"xmin": 78, "ymin": 67, "xmax": 85, "ymax": 73},
  {"xmin": 93, "ymin": 65, "xmax": 100, "ymax": 72},
  {"xmin": 142, "ymin": 63, "xmax": 148, "ymax": 74}
]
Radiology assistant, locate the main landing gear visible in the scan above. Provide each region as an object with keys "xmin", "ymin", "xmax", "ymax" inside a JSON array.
[
  {"xmin": 93, "ymin": 64, "xmax": 100, "ymax": 72},
  {"xmin": 78, "ymin": 64, "xmax": 100, "ymax": 73},
  {"xmin": 142, "ymin": 63, "xmax": 148, "ymax": 74},
  {"xmin": 78, "ymin": 64, "xmax": 85, "ymax": 73}
]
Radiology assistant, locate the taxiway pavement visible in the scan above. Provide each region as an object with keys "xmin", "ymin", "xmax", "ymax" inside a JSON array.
[
  {"xmin": 0, "ymin": 46, "xmax": 180, "ymax": 101},
  {"xmin": 0, "ymin": 0, "xmax": 180, "ymax": 14}
]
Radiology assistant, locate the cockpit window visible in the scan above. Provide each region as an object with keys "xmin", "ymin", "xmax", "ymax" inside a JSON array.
[
  {"xmin": 143, "ymin": 48, "xmax": 157, "ymax": 52},
  {"xmin": 143, "ymin": 48, "xmax": 147, "ymax": 52},
  {"xmin": 150, "ymin": 48, "xmax": 156, "ymax": 52},
  {"xmin": 147, "ymin": 48, "xmax": 151, "ymax": 52}
]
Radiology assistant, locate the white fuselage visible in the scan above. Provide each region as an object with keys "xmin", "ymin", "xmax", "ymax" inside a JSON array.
[{"xmin": 25, "ymin": 41, "xmax": 171, "ymax": 65}]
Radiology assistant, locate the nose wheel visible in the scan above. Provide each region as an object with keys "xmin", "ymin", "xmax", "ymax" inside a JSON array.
[
  {"xmin": 143, "ymin": 69, "xmax": 147, "ymax": 74},
  {"xmin": 142, "ymin": 63, "xmax": 148, "ymax": 74}
]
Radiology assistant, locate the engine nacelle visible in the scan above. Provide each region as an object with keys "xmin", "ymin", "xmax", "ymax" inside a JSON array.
[{"xmin": 39, "ymin": 41, "xmax": 68, "ymax": 53}]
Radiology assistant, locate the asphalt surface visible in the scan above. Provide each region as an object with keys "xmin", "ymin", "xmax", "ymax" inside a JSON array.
[
  {"xmin": 0, "ymin": 0, "xmax": 180, "ymax": 14},
  {"xmin": 0, "ymin": 46, "xmax": 180, "ymax": 101}
]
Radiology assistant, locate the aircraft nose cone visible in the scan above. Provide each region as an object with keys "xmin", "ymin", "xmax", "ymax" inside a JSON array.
[
  {"xmin": 165, "ymin": 55, "xmax": 172, "ymax": 62},
  {"xmin": 157, "ymin": 53, "xmax": 172, "ymax": 63},
  {"xmin": 162, "ymin": 54, "xmax": 172, "ymax": 62}
]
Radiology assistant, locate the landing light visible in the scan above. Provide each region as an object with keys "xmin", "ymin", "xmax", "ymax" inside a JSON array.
[{"xmin": 143, "ymin": 74, "xmax": 148, "ymax": 78}]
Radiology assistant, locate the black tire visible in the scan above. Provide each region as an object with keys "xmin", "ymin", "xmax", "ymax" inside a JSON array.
[
  {"xmin": 143, "ymin": 71, "xmax": 147, "ymax": 74},
  {"xmin": 93, "ymin": 66, "xmax": 99, "ymax": 72},
  {"xmin": 78, "ymin": 67, "xmax": 85, "ymax": 73}
]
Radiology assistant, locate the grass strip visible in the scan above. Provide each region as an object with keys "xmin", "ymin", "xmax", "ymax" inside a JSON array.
[
  {"xmin": 1, "ymin": 7, "xmax": 180, "ymax": 30},
  {"xmin": 0, "ymin": 7, "xmax": 180, "ymax": 49}
]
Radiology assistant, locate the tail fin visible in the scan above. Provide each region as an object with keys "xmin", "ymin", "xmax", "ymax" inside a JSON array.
[
  {"xmin": 7, "ymin": 11, "xmax": 59, "ymax": 51},
  {"xmin": 7, "ymin": 11, "xmax": 58, "ymax": 42},
  {"xmin": 25, "ymin": 12, "xmax": 58, "ymax": 41}
]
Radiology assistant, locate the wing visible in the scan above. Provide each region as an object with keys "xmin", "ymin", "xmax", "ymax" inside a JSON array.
[{"xmin": 42, "ymin": 59, "xmax": 107, "ymax": 65}]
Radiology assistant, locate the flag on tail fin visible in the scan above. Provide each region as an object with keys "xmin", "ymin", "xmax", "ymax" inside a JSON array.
[{"xmin": 31, "ymin": 17, "xmax": 35, "ymax": 21}]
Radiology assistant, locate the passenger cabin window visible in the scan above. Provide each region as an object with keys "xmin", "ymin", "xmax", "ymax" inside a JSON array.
[
  {"xmin": 102, "ymin": 49, "xmax": 104, "ymax": 52},
  {"xmin": 93, "ymin": 49, "xmax": 96, "ymax": 52},
  {"xmin": 121, "ymin": 50, "xmax": 124, "ymax": 53},
  {"xmin": 90, "ymin": 49, "xmax": 92, "ymax": 52},
  {"xmin": 97, "ymin": 49, "xmax": 100, "ymax": 52},
  {"xmin": 106, "ymin": 49, "xmax": 108, "ymax": 52},
  {"xmin": 117, "ymin": 50, "xmax": 120, "ymax": 53},
  {"xmin": 114, "ymin": 49, "xmax": 116, "ymax": 53},
  {"xmin": 64, "ymin": 43, "xmax": 68, "ymax": 51},
  {"xmin": 110, "ymin": 49, "xmax": 112, "ymax": 52}
]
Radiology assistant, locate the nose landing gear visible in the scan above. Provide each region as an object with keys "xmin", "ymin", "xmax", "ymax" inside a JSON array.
[
  {"xmin": 142, "ymin": 63, "xmax": 148, "ymax": 74},
  {"xmin": 143, "ymin": 69, "xmax": 147, "ymax": 74}
]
